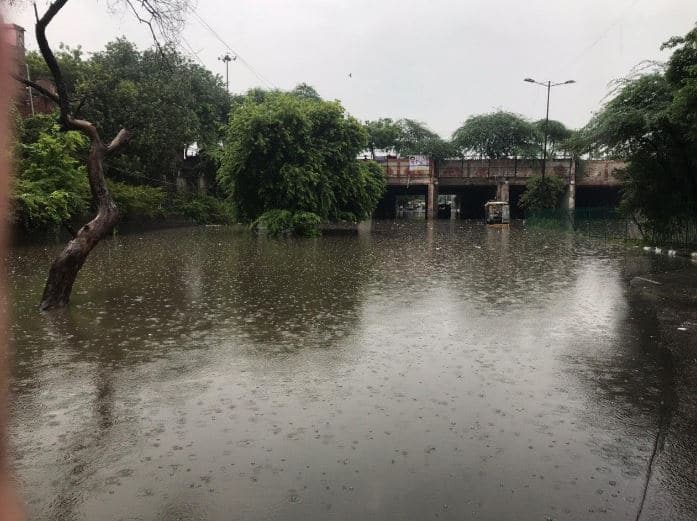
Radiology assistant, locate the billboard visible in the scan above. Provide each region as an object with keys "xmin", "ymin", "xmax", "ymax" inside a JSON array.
[{"xmin": 408, "ymin": 155, "xmax": 430, "ymax": 175}]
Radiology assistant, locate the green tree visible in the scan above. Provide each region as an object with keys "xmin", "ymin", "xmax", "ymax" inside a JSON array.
[
  {"xmin": 363, "ymin": 118, "xmax": 401, "ymax": 158},
  {"xmin": 290, "ymin": 83, "xmax": 322, "ymax": 101},
  {"xmin": 519, "ymin": 175, "xmax": 567, "ymax": 212},
  {"xmin": 394, "ymin": 118, "xmax": 440, "ymax": 156},
  {"xmin": 11, "ymin": 118, "xmax": 89, "ymax": 228},
  {"xmin": 533, "ymin": 119, "xmax": 573, "ymax": 159},
  {"xmin": 13, "ymin": 0, "xmax": 192, "ymax": 310},
  {"xmin": 218, "ymin": 91, "xmax": 385, "ymax": 232},
  {"xmin": 71, "ymin": 39, "xmax": 229, "ymax": 185},
  {"xmin": 452, "ymin": 111, "xmax": 538, "ymax": 159},
  {"xmin": 580, "ymin": 23, "xmax": 697, "ymax": 241}
]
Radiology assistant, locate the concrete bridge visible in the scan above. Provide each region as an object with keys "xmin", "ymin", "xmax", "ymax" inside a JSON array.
[{"xmin": 374, "ymin": 157, "xmax": 625, "ymax": 219}]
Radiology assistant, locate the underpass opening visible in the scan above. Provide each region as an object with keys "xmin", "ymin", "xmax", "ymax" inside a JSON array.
[
  {"xmin": 456, "ymin": 186, "xmax": 497, "ymax": 219},
  {"xmin": 509, "ymin": 185, "xmax": 525, "ymax": 219},
  {"xmin": 375, "ymin": 186, "xmax": 429, "ymax": 219},
  {"xmin": 575, "ymin": 186, "xmax": 622, "ymax": 208}
]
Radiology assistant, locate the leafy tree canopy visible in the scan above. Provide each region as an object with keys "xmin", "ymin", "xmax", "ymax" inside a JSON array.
[
  {"xmin": 579, "ymin": 23, "xmax": 697, "ymax": 240},
  {"xmin": 363, "ymin": 118, "xmax": 401, "ymax": 158},
  {"xmin": 452, "ymin": 111, "xmax": 538, "ymax": 159},
  {"xmin": 218, "ymin": 90, "xmax": 386, "ymax": 226},
  {"xmin": 27, "ymin": 38, "xmax": 230, "ymax": 184},
  {"xmin": 533, "ymin": 119, "xmax": 574, "ymax": 158}
]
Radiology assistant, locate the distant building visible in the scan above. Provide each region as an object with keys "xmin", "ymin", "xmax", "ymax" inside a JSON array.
[{"xmin": 3, "ymin": 23, "xmax": 56, "ymax": 117}]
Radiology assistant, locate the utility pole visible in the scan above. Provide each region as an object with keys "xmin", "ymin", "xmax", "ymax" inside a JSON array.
[
  {"xmin": 524, "ymin": 77, "xmax": 575, "ymax": 178},
  {"xmin": 25, "ymin": 63, "xmax": 35, "ymax": 116},
  {"xmin": 218, "ymin": 53, "xmax": 236, "ymax": 92}
]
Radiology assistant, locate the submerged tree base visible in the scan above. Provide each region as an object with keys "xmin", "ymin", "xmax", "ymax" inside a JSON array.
[{"xmin": 251, "ymin": 210, "xmax": 323, "ymax": 237}]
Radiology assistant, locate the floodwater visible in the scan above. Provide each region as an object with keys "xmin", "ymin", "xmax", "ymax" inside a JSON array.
[{"xmin": 6, "ymin": 221, "xmax": 697, "ymax": 521}]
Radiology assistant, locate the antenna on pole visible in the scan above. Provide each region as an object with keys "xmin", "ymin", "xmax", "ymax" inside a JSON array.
[{"xmin": 218, "ymin": 53, "xmax": 237, "ymax": 92}]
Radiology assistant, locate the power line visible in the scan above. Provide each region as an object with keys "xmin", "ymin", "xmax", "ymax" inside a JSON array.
[
  {"xmin": 189, "ymin": 8, "xmax": 277, "ymax": 90},
  {"xmin": 179, "ymin": 35, "xmax": 206, "ymax": 67},
  {"xmin": 563, "ymin": 0, "xmax": 643, "ymax": 69}
]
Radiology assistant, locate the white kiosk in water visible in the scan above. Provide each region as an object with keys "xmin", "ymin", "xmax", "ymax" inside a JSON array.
[{"xmin": 484, "ymin": 201, "xmax": 510, "ymax": 227}]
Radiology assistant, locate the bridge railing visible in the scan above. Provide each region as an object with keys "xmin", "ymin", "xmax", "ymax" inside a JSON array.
[
  {"xmin": 437, "ymin": 159, "xmax": 573, "ymax": 180},
  {"xmin": 377, "ymin": 157, "xmax": 625, "ymax": 185},
  {"xmin": 378, "ymin": 157, "xmax": 432, "ymax": 178}
]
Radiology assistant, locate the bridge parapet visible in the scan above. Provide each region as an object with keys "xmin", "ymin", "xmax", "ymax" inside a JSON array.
[
  {"xmin": 437, "ymin": 159, "xmax": 573, "ymax": 183},
  {"xmin": 379, "ymin": 157, "xmax": 624, "ymax": 187},
  {"xmin": 576, "ymin": 160, "xmax": 625, "ymax": 186}
]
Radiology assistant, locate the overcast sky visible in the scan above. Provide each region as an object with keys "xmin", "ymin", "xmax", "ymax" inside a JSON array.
[{"xmin": 8, "ymin": 0, "xmax": 697, "ymax": 136}]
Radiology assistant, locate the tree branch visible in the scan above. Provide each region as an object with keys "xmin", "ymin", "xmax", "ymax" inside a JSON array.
[
  {"xmin": 11, "ymin": 74, "xmax": 59, "ymax": 103},
  {"xmin": 106, "ymin": 129, "xmax": 132, "ymax": 154},
  {"xmin": 34, "ymin": 0, "xmax": 72, "ymax": 127}
]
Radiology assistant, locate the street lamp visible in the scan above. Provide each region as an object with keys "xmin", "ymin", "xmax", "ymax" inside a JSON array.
[
  {"xmin": 218, "ymin": 53, "xmax": 237, "ymax": 92},
  {"xmin": 524, "ymin": 78, "xmax": 575, "ymax": 178}
]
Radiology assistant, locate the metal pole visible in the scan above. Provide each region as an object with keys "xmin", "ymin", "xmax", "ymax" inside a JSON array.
[
  {"xmin": 219, "ymin": 54, "xmax": 234, "ymax": 92},
  {"xmin": 542, "ymin": 80, "xmax": 550, "ymax": 179},
  {"xmin": 25, "ymin": 63, "xmax": 35, "ymax": 116}
]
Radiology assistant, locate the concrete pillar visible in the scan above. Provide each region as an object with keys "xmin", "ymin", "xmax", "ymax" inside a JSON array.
[
  {"xmin": 496, "ymin": 181, "xmax": 510, "ymax": 203},
  {"xmin": 427, "ymin": 181, "xmax": 438, "ymax": 220},
  {"xmin": 197, "ymin": 174, "xmax": 208, "ymax": 195},
  {"xmin": 175, "ymin": 171, "xmax": 187, "ymax": 193},
  {"xmin": 562, "ymin": 160, "xmax": 576, "ymax": 210}
]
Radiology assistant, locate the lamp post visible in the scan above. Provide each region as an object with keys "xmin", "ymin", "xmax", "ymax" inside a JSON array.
[
  {"xmin": 218, "ymin": 53, "xmax": 237, "ymax": 92},
  {"xmin": 524, "ymin": 78, "xmax": 575, "ymax": 178}
]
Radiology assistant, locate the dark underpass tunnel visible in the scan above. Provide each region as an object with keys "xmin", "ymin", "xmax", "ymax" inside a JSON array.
[
  {"xmin": 575, "ymin": 186, "xmax": 622, "ymax": 208},
  {"xmin": 509, "ymin": 185, "xmax": 525, "ymax": 219},
  {"xmin": 456, "ymin": 186, "xmax": 497, "ymax": 219}
]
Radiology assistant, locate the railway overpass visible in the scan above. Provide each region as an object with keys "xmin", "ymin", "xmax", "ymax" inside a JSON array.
[{"xmin": 374, "ymin": 157, "xmax": 625, "ymax": 219}]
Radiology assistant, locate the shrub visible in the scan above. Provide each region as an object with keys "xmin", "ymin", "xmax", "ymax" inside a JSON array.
[
  {"xmin": 291, "ymin": 211, "xmax": 322, "ymax": 237},
  {"xmin": 109, "ymin": 181, "xmax": 166, "ymax": 220},
  {"xmin": 11, "ymin": 126, "xmax": 90, "ymax": 228},
  {"xmin": 252, "ymin": 209, "xmax": 322, "ymax": 237},
  {"xmin": 169, "ymin": 193, "xmax": 236, "ymax": 224},
  {"xmin": 519, "ymin": 175, "xmax": 567, "ymax": 213}
]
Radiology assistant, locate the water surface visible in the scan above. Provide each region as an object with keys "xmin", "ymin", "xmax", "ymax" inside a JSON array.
[{"xmin": 7, "ymin": 221, "xmax": 696, "ymax": 520}]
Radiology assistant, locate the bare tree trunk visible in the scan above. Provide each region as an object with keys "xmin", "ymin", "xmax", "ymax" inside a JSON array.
[
  {"xmin": 15, "ymin": 0, "xmax": 190, "ymax": 309},
  {"xmin": 40, "ymin": 129, "xmax": 128, "ymax": 310},
  {"xmin": 13, "ymin": 0, "xmax": 132, "ymax": 310}
]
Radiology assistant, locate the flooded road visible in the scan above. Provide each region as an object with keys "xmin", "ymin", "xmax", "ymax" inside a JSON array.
[{"xmin": 7, "ymin": 221, "xmax": 697, "ymax": 520}]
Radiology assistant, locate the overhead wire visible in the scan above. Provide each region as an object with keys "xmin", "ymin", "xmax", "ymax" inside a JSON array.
[
  {"xmin": 189, "ymin": 8, "xmax": 277, "ymax": 89},
  {"xmin": 561, "ymin": 0, "xmax": 644, "ymax": 71}
]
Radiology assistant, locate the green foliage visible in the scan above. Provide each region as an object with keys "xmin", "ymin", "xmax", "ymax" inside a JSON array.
[
  {"xmin": 252, "ymin": 209, "xmax": 322, "ymax": 237},
  {"xmin": 519, "ymin": 175, "xmax": 567, "ymax": 212},
  {"xmin": 363, "ymin": 118, "xmax": 401, "ymax": 157},
  {"xmin": 394, "ymin": 118, "xmax": 440, "ymax": 156},
  {"xmin": 218, "ymin": 91, "xmax": 386, "ymax": 224},
  {"xmin": 452, "ymin": 111, "xmax": 538, "ymax": 159},
  {"xmin": 109, "ymin": 181, "xmax": 166, "ymax": 220},
  {"xmin": 290, "ymin": 211, "xmax": 322, "ymax": 237},
  {"xmin": 290, "ymin": 83, "xmax": 322, "ymax": 101},
  {"xmin": 579, "ymin": 23, "xmax": 697, "ymax": 239},
  {"xmin": 11, "ymin": 120, "xmax": 90, "ymax": 228},
  {"xmin": 533, "ymin": 119, "xmax": 573, "ymax": 159},
  {"xmin": 252, "ymin": 209, "xmax": 294, "ymax": 236},
  {"xmin": 28, "ymin": 39, "xmax": 230, "ymax": 185},
  {"xmin": 168, "ymin": 193, "xmax": 236, "ymax": 224}
]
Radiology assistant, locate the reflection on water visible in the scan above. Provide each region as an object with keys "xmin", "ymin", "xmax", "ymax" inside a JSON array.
[{"xmin": 7, "ymin": 221, "xmax": 696, "ymax": 520}]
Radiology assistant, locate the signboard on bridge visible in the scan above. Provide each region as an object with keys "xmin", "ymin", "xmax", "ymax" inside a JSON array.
[{"xmin": 408, "ymin": 155, "xmax": 430, "ymax": 175}]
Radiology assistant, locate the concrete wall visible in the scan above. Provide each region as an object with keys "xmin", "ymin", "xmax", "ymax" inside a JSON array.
[
  {"xmin": 576, "ymin": 160, "xmax": 625, "ymax": 186},
  {"xmin": 437, "ymin": 158, "xmax": 575, "ymax": 182}
]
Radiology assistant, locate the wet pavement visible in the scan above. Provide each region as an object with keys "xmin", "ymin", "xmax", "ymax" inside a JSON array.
[{"xmin": 6, "ymin": 221, "xmax": 697, "ymax": 521}]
